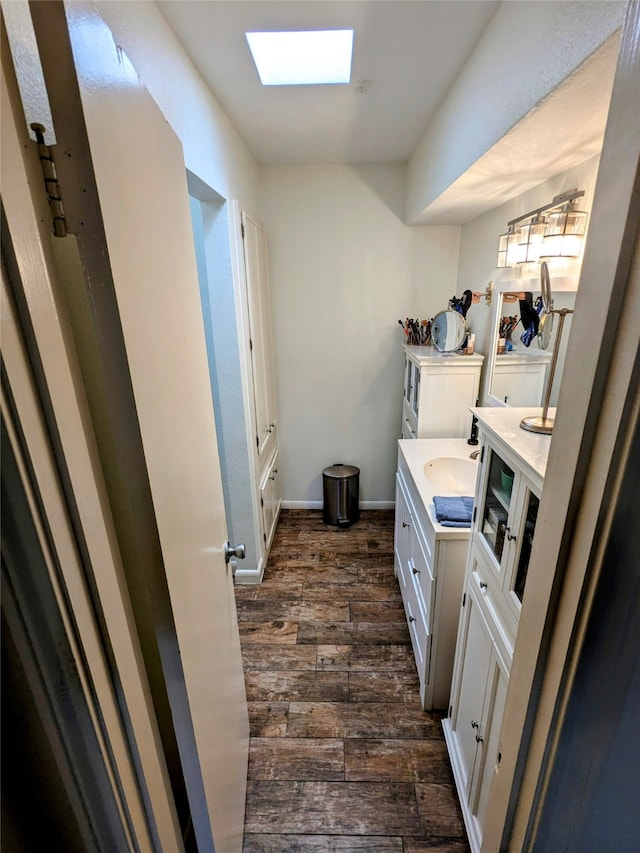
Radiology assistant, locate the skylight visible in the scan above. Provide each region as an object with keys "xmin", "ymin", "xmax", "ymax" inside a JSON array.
[{"xmin": 246, "ymin": 30, "xmax": 354, "ymax": 86}]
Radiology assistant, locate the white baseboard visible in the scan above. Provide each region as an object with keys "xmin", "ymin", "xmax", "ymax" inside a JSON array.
[
  {"xmin": 281, "ymin": 500, "xmax": 395, "ymax": 510},
  {"xmin": 233, "ymin": 559, "xmax": 264, "ymax": 585}
]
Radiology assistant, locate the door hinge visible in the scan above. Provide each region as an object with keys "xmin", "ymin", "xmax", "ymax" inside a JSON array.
[
  {"xmin": 462, "ymin": 592, "xmax": 466, "ymax": 607},
  {"xmin": 449, "ymin": 705, "xmax": 453, "ymax": 718},
  {"xmin": 263, "ymin": 532, "xmax": 267, "ymax": 543},
  {"xmin": 473, "ymin": 506, "xmax": 477, "ymax": 523},
  {"xmin": 241, "ymin": 222, "xmax": 245, "ymax": 239},
  {"xmin": 256, "ymin": 435, "xmax": 260, "ymax": 448},
  {"xmin": 480, "ymin": 445, "xmax": 485, "ymax": 464},
  {"xmin": 260, "ymin": 496, "xmax": 264, "ymax": 507},
  {"xmin": 249, "ymin": 338, "xmax": 253, "ymax": 351},
  {"xmin": 31, "ymin": 124, "xmax": 67, "ymax": 238}
]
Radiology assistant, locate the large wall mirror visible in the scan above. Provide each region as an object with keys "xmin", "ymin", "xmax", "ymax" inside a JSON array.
[{"xmin": 483, "ymin": 277, "xmax": 578, "ymax": 408}]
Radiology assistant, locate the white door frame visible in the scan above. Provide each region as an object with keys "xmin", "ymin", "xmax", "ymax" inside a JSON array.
[
  {"xmin": 1, "ymin": 21, "xmax": 182, "ymax": 848},
  {"xmin": 483, "ymin": 2, "xmax": 640, "ymax": 848}
]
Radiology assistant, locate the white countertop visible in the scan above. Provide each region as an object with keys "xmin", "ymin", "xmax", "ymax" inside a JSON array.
[
  {"xmin": 494, "ymin": 349, "xmax": 552, "ymax": 364},
  {"xmin": 471, "ymin": 406, "xmax": 554, "ymax": 484},
  {"xmin": 398, "ymin": 437, "xmax": 479, "ymax": 539},
  {"xmin": 404, "ymin": 345, "xmax": 485, "ymax": 365}
]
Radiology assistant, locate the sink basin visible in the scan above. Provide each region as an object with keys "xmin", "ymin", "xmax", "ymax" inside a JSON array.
[{"xmin": 423, "ymin": 456, "xmax": 478, "ymax": 496}]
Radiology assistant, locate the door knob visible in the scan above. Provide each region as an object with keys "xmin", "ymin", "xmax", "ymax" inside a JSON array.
[{"xmin": 224, "ymin": 542, "xmax": 246, "ymax": 564}]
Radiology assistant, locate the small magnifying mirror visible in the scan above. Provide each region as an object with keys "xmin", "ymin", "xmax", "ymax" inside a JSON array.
[
  {"xmin": 537, "ymin": 311, "xmax": 554, "ymax": 350},
  {"xmin": 431, "ymin": 310, "xmax": 467, "ymax": 353}
]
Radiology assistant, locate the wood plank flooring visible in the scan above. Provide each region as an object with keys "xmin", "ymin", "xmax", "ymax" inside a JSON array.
[{"xmin": 235, "ymin": 509, "xmax": 469, "ymax": 853}]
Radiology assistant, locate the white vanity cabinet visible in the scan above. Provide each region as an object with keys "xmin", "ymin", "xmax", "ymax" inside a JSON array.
[
  {"xmin": 402, "ymin": 346, "xmax": 484, "ymax": 440},
  {"xmin": 491, "ymin": 352, "xmax": 551, "ymax": 407},
  {"xmin": 443, "ymin": 408, "xmax": 551, "ymax": 853},
  {"xmin": 394, "ymin": 439, "xmax": 476, "ymax": 710}
]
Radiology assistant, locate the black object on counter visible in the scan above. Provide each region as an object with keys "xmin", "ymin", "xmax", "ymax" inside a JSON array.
[{"xmin": 467, "ymin": 415, "xmax": 479, "ymax": 446}]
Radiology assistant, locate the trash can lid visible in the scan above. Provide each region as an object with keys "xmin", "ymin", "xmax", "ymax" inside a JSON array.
[{"xmin": 323, "ymin": 463, "xmax": 360, "ymax": 479}]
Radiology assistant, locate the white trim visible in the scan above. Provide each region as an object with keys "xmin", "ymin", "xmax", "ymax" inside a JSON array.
[
  {"xmin": 233, "ymin": 565, "xmax": 265, "ymax": 585},
  {"xmin": 281, "ymin": 500, "xmax": 395, "ymax": 510},
  {"xmin": 483, "ymin": 5, "xmax": 640, "ymax": 848},
  {"xmin": 0, "ymin": 48, "xmax": 180, "ymax": 847}
]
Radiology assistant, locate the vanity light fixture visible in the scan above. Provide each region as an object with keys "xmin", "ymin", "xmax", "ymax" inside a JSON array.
[
  {"xmin": 496, "ymin": 224, "xmax": 523, "ymax": 267},
  {"xmin": 496, "ymin": 189, "xmax": 587, "ymax": 268},
  {"xmin": 539, "ymin": 200, "xmax": 589, "ymax": 259},
  {"xmin": 518, "ymin": 213, "xmax": 547, "ymax": 263}
]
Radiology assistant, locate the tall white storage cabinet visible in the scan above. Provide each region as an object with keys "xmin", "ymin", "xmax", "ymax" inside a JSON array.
[
  {"xmin": 240, "ymin": 212, "xmax": 281, "ymax": 558},
  {"xmin": 402, "ymin": 346, "xmax": 484, "ymax": 440},
  {"xmin": 443, "ymin": 407, "xmax": 551, "ymax": 853},
  {"xmin": 192, "ymin": 199, "xmax": 280, "ymax": 583}
]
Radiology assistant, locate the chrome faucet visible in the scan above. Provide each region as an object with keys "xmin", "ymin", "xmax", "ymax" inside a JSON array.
[{"xmin": 469, "ymin": 449, "xmax": 481, "ymax": 460}]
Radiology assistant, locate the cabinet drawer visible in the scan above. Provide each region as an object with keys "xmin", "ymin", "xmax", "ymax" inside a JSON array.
[
  {"xmin": 412, "ymin": 533, "xmax": 435, "ymax": 633},
  {"xmin": 468, "ymin": 551, "xmax": 516, "ymax": 660},
  {"xmin": 399, "ymin": 554, "xmax": 429, "ymax": 679}
]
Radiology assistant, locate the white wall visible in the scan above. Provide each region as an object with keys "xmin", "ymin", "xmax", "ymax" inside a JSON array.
[
  {"xmin": 406, "ymin": 0, "xmax": 625, "ymax": 224},
  {"xmin": 95, "ymin": 0, "xmax": 259, "ymax": 207},
  {"xmin": 260, "ymin": 163, "xmax": 460, "ymax": 505},
  {"xmin": 458, "ymin": 154, "xmax": 601, "ymax": 403}
]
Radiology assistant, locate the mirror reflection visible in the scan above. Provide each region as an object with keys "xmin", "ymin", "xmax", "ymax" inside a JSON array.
[
  {"xmin": 432, "ymin": 310, "xmax": 468, "ymax": 353},
  {"xmin": 487, "ymin": 290, "xmax": 575, "ymax": 407}
]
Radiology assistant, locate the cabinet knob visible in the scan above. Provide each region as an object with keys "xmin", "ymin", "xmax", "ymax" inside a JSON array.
[
  {"xmin": 471, "ymin": 720, "xmax": 479, "ymax": 729},
  {"xmin": 479, "ymin": 581, "xmax": 488, "ymax": 590},
  {"xmin": 412, "ymin": 567, "xmax": 420, "ymax": 576},
  {"xmin": 409, "ymin": 615, "xmax": 416, "ymax": 623},
  {"xmin": 475, "ymin": 734, "xmax": 484, "ymax": 744},
  {"xmin": 402, "ymin": 521, "xmax": 410, "ymax": 528},
  {"xmin": 506, "ymin": 526, "xmax": 517, "ymax": 541}
]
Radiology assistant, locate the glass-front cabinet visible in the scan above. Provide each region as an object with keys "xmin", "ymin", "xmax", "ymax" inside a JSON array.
[
  {"xmin": 443, "ymin": 408, "xmax": 550, "ymax": 853},
  {"xmin": 400, "ymin": 346, "xmax": 484, "ymax": 440},
  {"xmin": 475, "ymin": 442, "xmax": 541, "ymax": 622}
]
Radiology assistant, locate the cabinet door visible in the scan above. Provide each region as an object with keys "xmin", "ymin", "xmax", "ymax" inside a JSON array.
[
  {"xmin": 506, "ymin": 487, "xmax": 539, "ymax": 609},
  {"xmin": 242, "ymin": 212, "xmax": 277, "ymax": 458},
  {"xmin": 404, "ymin": 356, "xmax": 413, "ymax": 404},
  {"xmin": 261, "ymin": 451, "xmax": 281, "ymax": 552},
  {"xmin": 449, "ymin": 584, "xmax": 493, "ymax": 796},
  {"xmin": 476, "ymin": 446, "xmax": 517, "ymax": 585},
  {"xmin": 412, "ymin": 363, "xmax": 421, "ymax": 418},
  {"xmin": 471, "ymin": 647, "xmax": 509, "ymax": 842}
]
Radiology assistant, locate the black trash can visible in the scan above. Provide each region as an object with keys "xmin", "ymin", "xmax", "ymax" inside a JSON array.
[{"xmin": 322, "ymin": 463, "xmax": 360, "ymax": 528}]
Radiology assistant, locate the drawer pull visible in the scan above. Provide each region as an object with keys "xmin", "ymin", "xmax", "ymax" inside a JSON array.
[{"xmin": 479, "ymin": 581, "xmax": 488, "ymax": 590}]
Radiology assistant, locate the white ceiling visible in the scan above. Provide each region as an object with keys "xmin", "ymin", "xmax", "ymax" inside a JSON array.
[
  {"xmin": 156, "ymin": 1, "xmax": 618, "ymax": 223},
  {"xmin": 157, "ymin": 0, "xmax": 500, "ymax": 165}
]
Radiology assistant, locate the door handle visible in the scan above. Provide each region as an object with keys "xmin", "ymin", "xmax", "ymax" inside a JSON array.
[{"xmin": 224, "ymin": 542, "xmax": 246, "ymax": 564}]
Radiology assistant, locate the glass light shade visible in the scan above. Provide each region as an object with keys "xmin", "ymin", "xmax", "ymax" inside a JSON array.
[
  {"xmin": 540, "ymin": 207, "xmax": 588, "ymax": 258},
  {"xmin": 507, "ymin": 227, "xmax": 524, "ymax": 265},
  {"xmin": 518, "ymin": 216, "xmax": 547, "ymax": 263},
  {"xmin": 497, "ymin": 231, "xmax": 509, "ymax": 267}
]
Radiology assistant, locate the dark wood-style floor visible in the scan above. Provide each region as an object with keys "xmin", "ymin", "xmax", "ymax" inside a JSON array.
[{"xmin": 234, "ymin": 509, "xmax": 469, "ymax": 853}]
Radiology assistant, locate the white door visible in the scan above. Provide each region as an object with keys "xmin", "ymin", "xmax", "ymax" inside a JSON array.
[
  {"xmin": 16, "ymin": 3, "xmax": 249, "ymax": 850},
  {"xmin": 241, "ymin": 211, "xmax": 277, "ymax": 460}
]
